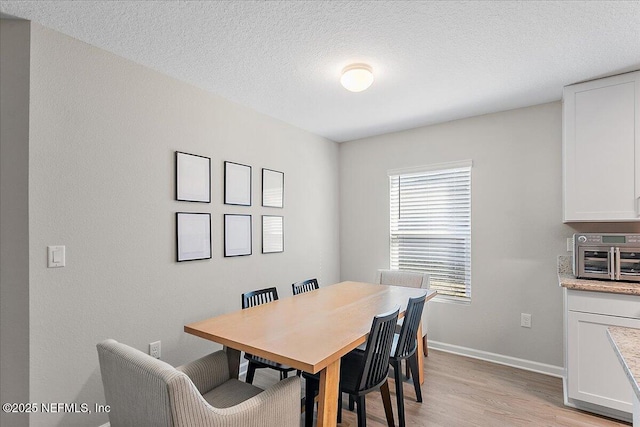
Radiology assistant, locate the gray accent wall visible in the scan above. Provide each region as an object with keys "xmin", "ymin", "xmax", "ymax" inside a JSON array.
[
  {"xmin": 0, "ymin": 19, "xmax": 30, "ymax": 427},
  {"xmin": 339, "ymin": 102, "xmax": 573, "ymax": 368},
  {"xmin": 19, "ymin": 22, "xmax": 339, "ymax": 426}
]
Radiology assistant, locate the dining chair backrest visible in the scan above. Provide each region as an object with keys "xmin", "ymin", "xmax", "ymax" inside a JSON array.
[
  {"xmin": 356, "ymin": 306, "xmax": 400, "ymax": 393},
  {"xmin": 394, "ymin": 293, "xmax": 427, "ymax": 359},
  {"xmin": 242, "ymin": 287, "xmax": 279, "ymax": 309},
  {"xmin": 291, "ymin": 278, "xmax": 319, "ymax": 295}
]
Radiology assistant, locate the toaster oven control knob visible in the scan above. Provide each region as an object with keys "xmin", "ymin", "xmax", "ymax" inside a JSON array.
[{"xmin": 577, "ymin": 235, "xmax": 587, "ymax": 243}]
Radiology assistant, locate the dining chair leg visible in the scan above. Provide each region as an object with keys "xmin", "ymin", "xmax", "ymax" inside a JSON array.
[
  {"xmin": 304, "ymin": 377, "xmax": 317, "ymax": 427},
  {"xmin": 356, "ymin": 395, "xmax": 367, "ymax": 427},
  {"xmin": 349, "ymin": 394, "xmax": 355, "ymax": 411},
  {"xmin": 407, "ymin": 352, "xmax": 423, "ymax": 403},
  {"xmin": 380, "ymin": 379, "xmax": 395, "ymax": 427},
  {"xmin": 423, "ymin": 334, "xmax": 428, "ymax": 357},
  {"xmin": 337, "ymin": 392, "xmax": 343, "ymax": 423},
  {"xmin": 245, "ymin": 362, "xmax": 257, "ymax": 384},
  {"xmin": 392, "ymin": 360, "xmax": 405, "ymax": 427},
  {"xmin": 280, "ymin": 370, "xmax": 288, "ymax": 381},
  {"xmin": 405, "ymin": 360, "xmax": 411, "ymax": 380}
]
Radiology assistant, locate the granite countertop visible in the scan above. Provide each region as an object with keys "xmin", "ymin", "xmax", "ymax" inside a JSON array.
[
  {"xmin": 557, "ymin": 255, "xmax": 640, "ymax": 296},
  {"xmin": 607, "ymin": 326, "xmax": 640, "ymax": 402}
]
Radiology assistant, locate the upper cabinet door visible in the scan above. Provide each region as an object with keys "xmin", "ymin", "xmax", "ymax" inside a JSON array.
[{"xmin": 563, "ymin": 71, "xmax": 640, "ymax": 222}]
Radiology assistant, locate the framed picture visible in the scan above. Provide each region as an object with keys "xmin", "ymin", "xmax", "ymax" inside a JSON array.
[
  {"xmin": 224, "ymin": 161, "xmax": 252, "ymax": 206},
  {"xmin": 262, "ymin": 168, "xmax": 284, "ymax": 208},
  {"xmin": 176, "ymin": 212, "xmax": 211, "ymax": 262},
  {"xmin": 262, "ymin": 215, "xmax": 284, "ymax": 254},
  {"xmin": 224, "ymin": 214, "xmax": 252, "ymax": 257},
  {"xmin": 176, "ymin": 151, "xmax": 211, "ymax": 203}
]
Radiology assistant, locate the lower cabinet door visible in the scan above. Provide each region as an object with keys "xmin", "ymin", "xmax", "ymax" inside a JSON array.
[{"xmin": 567, "ymin": 310, "xmax": 640, "ymax": 412}]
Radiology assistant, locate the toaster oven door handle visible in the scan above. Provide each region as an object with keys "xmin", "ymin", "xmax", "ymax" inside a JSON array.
[
  {"xmin": 615, "ymin": 247, "xmax": 621, "ymax": 280},
  {"xmin": 609, "ymin": 247, "xmax": 616, "ymax": 280}
]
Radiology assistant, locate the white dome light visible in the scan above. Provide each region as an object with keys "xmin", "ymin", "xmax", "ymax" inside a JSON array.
[{"xmin": 340, "ymin": 64, "xmax": 374, "ymax": 92}]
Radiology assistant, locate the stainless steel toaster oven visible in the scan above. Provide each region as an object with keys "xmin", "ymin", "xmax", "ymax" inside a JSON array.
[{"xmin": 574, "ymin": 233, "xmax": 640, "ymax": 282}]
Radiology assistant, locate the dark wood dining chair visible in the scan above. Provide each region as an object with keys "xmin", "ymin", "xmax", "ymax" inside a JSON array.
[
  {"xmin": 291, "ymin": 278, "xmax": 319, "ymax": 295},
  {"xmin": 241, "ymin": 287, "xmax": 297, "ymax": 384},
  {"xmin": 389, "ymin": 292, "xmax": 427, "ymax": 427},
  {"xmin": 303, "ymin": 306, "xmax": 399, "ymax": 427},
  {"xmin": 375, "ymin": 269, "xmax": 430, "ymax": 357},
  {"xmin": 348, "ymin": 292, "xmax": 427, "ymax": 425}
]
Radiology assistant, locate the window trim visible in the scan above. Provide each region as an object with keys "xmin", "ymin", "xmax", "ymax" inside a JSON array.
[{"xmin": 387, "ymin": 159, "xmax": 473, "ymax": 178}]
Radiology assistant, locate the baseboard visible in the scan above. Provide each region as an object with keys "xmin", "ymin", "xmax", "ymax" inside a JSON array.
[
  {"xmin": 428, "ymin": 340, "xmax": 565, "ymax": 378},
  {"xmin": 564, "ymin": 397, "xmax": 632, "ymax": 423}
]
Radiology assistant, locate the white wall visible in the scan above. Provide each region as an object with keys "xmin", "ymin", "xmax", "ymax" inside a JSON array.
[
  {"xmin": 24, "ymin": 23, "xmax": 339, "ymax": 426},
  {"xmin": 0, "ymin": 19, "xmax": 30, "ymax": 427},
  {"xmin": 339, "ymin": 102, "xmax": 573, "ymax": 369}
]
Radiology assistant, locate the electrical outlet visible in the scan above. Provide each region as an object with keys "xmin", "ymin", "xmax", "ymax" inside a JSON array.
[
  {"xmin": 521, "ymin": 313, "xmax": 532, "ymax": 328},
  {"xmin": 149, "ymin": 341, "xmax": 161, "ymax": 359}
]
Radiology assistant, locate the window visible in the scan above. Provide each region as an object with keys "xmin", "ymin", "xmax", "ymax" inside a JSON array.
[{"xmin": 389, "ymin": 160, "xmax": 472, "ymax": 303}]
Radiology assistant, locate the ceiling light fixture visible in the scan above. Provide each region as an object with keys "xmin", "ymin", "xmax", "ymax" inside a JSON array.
[{"xmin": 340, "ymin": 63, "xmax": 374, "ymax": 92}]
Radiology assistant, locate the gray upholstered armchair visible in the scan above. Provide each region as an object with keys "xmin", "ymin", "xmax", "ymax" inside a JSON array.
[
  {"xmin": 375, "ymin": 269, "xmax": 430, "ymax": 356},
  {"xmin": 97, "ymin": 339, "xmax": 301, "ymax": 427}
]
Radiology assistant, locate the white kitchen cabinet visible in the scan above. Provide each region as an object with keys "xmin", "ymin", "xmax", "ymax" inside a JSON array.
[
  {"xmin": 564, "ymin": 289, "xmax": 640, "ymax": 421},
  {"xmin": 563, "ymin": 71, "xmax": 640, "ymax": 222}
]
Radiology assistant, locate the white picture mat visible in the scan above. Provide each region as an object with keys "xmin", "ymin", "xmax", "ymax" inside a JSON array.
[
  {"xmin": 177, "ymin": 152, "xmax": 210, "ymax": 202},
  {"xmin": 262, "ymin": 169, "xmax": 284, "ymax": 208},
  {"xmin": 262, "ymin": 216, "xmax": 284, "ymax": 253},
  {"xmin": 225, "ymin": 215, "xmax": 252, "ymax": 256},
  {"xmin": 177, "ymin": 213, "xmax": 211, "ymax": 261},
  {"xmin": 225, "ymin": 162, "xmax": 251, "ymax": 205}
]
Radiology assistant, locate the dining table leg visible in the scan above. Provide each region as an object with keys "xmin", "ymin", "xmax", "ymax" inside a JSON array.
[
  {"xmin": 224, "ymin": 346, "xmax": 241, "ymax": 380},
  {"xmin": 416, "ymin": 324, "xmax": 424, "ymax": 385},
  {"xmin": 317, "ymin": 358, "xmax": 341, "ymax": 427}
]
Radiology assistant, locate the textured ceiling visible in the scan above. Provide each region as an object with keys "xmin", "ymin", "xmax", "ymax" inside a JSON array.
[{"xmin": 1, "ymin": 1, "xmax": 639, "ymax": 142}]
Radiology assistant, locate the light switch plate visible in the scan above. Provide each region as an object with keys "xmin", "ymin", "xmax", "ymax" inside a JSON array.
[{"xmin": 48, "ymin": 245, "xmax": 65, "ymax": 268}]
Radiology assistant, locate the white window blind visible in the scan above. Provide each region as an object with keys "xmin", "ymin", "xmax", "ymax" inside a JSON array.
[{"xmin": 389, "ymin": 161, "xmax": 472, "ymax": 302}]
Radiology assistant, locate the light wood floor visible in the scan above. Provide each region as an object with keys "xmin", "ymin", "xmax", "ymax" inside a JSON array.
[{"xmin": 250, "ymin": 349, "xmax": 631, "ymax": 427}]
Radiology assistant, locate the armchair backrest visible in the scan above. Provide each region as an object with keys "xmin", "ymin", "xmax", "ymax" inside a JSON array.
[
  {"xmin": 97, "ymin": 339, "xmax": 179, "ymax": 427},
  {"xmin": 375, "ymin": 269, "xmax": 429, "ymax": 289},
  {"xmin": 98, "ymin": 339, "xmax": 301, "ymax": 427}
]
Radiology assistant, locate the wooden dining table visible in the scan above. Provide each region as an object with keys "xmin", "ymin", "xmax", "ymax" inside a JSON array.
[{"xmin": 184, "ymin": 281, "xmax": 437, "ymax": 427}]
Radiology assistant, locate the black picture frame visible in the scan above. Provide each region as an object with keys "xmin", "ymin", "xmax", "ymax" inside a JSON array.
[
  {"xmin": 224, "ymin": 161, "xmax": 252, "ymax": 206},
  {"xmin": 262, "ymin": 168, "xmax": 284, "ymax": 208},
  {"xmin": 175, "ymin": 151, "xmax": 211, "ymax": 203},
  {"xmin": 224, "ymin": 214, "xmax": 252, "ymax": 257},
  {"xmin": 262, "ymin": 215, "xmax": 284, "ymax": 254},
  {"xmin": 176, "ymin": 212, "xmax": 212, "ymax": 262}
]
